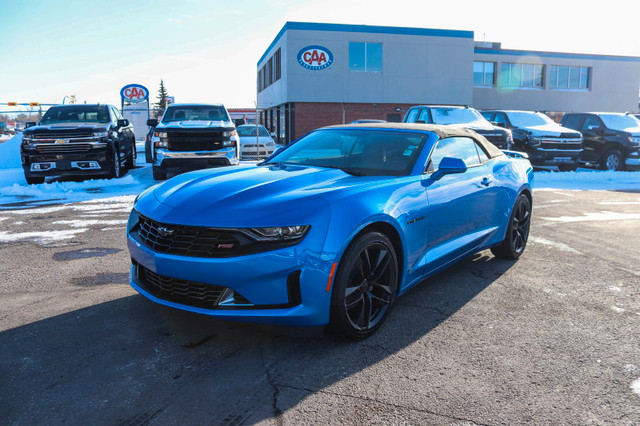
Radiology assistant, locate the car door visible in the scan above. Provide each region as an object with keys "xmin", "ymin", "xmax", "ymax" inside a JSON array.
[
  {"xmin": 422, "ymin": 137, "xmax": 499, "ymax": 271},
  {"xmin": 580, "ymin": 114, "xmax": 605, "ymax": 162}
]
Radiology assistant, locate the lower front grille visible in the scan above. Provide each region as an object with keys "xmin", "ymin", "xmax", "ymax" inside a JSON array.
[
  {"xmin": 167, "ymin": 131, "xmax": 226, "ymax": 151},
  {"xmin": 135, "ymin": 262, "xmax": 226, "ymax": 309}
]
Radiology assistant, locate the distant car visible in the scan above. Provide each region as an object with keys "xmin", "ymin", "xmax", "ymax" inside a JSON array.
[
  {"xmin": 481, "ymin": 110, "xmax": 583, "ymax": 170},
  {"xmin": 560, "ymin": 112, "xmax": 640, "ymax": 171},
  {"xmin": 236, "ymin": 124, "xmax": 277, "ymax": 160},
  {"xmin": 148, "ymin": 103, "xmax": 239, "ymax": 180},
  {"xmin": 20, "ymin": 104, "xmax": 136, "ymax": 184},
  {"xmin": 127, "ymin": 123, "xmax": 533, "ymax": 339},
  {"xmin": 403, "ymin": 105, "xmax": 512, "ymax": 149},
  {"xmin": 349, "ymin": 119, "xmax": 387, "ymax": 124}
]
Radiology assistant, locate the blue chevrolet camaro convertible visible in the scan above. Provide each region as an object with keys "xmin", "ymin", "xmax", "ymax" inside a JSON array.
[{"xmin": 127, "ymin": 123, "xmax": 533, "ymax": 339}]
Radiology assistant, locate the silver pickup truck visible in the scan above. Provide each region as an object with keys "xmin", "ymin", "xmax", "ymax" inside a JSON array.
[{"xmin": 148, "ymin": 103, "xmax": 240, "ymax": 180}]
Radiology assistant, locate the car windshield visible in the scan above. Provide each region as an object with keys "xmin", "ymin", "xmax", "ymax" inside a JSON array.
[
  {"xmin": 599, "ymin": 114, "xmax": 640, "ymax": 131},
  {"xmin": 162, "ymin": 106, "xmax": 229, "ymax": 123},
  {"xmin": 506, "ymin": 111, "xmax": 556, "ymax": 127},
  {"xmin": 41, "ymin": 106, "xmax": 110, "ymax": 124},
  {"xmin": 264, "ymin": 129, "xmax": 427, "ymax": 177},
  {"xmin": 237, "ymin": 125, "xmax": 270, "ymax": 137},
  {"xmin": 430, "ymin": 107, "xmax": 489, "ymax": 127}
]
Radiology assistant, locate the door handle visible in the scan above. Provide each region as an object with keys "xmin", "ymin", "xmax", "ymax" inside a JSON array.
[{"xmin": 481, "ymin": 177, "xmax": 492, "ymax": 186}]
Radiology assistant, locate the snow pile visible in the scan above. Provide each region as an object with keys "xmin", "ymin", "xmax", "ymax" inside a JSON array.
[
  {"xmin": 534, "ymin": 170, "xmax": 640, "ymax": 190},
  {"xmin": 0, "ymin": 134, "xmax": 23, "ymax": 169}
]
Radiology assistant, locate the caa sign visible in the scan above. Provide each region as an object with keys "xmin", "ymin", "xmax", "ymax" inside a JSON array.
[
  {"xmin": 297, "ymin": 45, "xmax": 333, "ymax": 70},
  {"xmin": 120, "ymin": 84, "xmax": 149, "ymax": 103}
]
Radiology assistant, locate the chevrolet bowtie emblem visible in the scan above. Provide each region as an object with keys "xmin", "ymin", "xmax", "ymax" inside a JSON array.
[{"xmin": 157, "ymin": 226, "xmax": 175, "ymax": 237}]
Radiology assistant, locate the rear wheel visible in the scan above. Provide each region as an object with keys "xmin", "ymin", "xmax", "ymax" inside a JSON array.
[
  {"xmin": 330, "ymin": 231, "xmax": 399, "ymax": 340},
  {"xmin": 601, "ymin": 149, "xmax": 623, "ymax": 171},
  {"xmin": 491, "ymin": 194, "xmax": 531, "ymax": 260},
  {"xmin": 25, "ymin": 175, "xmax": 45, "ymax": 185}
]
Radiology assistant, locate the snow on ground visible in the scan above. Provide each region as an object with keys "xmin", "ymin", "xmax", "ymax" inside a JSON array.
[{"xmin": 1, "ymin": 132, "xmax": 639, "ymax": 208}]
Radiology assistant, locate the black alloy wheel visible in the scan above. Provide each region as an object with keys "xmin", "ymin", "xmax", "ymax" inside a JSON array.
[
  {"xmin": 601, "ymin": 149, "xmax": 623, "ymax": 171},
  {"xmin": 125, "ymin": 138, "xmax": 137, "ymax": 169},
  {"xmin": 331, "ymin": 231, "xmax": 399, "ymax": 339},
  {"xmin": 109, "ymin": 146, "xmax": 123, "ymax": 179},
  {"xmin": 491, "ymin": 193, "xmax": 531, "ymax": 259}
]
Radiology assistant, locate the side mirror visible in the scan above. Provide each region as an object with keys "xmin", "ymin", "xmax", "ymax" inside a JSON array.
[
  {"xmin": 270, "ymin": 132, "xmax": 277, "ymax": 138},
  {"xmin": 25, "ymin": 122, "xmax": 36, "ymax": 129},
  {"xmin": 147, "ymin": 118, "xmax": 158, "ymax": 127},
  {"xmin": 491, "ymin": 121, "xmax": 506, "ymax": 128},
  {"xmin": 117, "ymin": 119, "xmax": 129, "ymax": 127},
  {"xmin": 431, "ymin": 157, "xmax": 467, "ymax": 181}
]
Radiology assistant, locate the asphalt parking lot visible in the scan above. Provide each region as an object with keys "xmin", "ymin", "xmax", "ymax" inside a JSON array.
[{"xmin": 1, "ymin": 188, "xmax": 639, "ymax": 425}]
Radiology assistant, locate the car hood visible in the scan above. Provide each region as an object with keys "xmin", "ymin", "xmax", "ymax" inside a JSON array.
[
  {"xmin": 138, "ymin": 164, "xmax": 388, "ymax": 227},
  {"xmin": 25, "ymin": 123, "xmax": 109, "ymax": 134},
  {"xmin": 523, "ymin": 124, "xmax": 581, "ymax": 138},
  {"xmin": 157, "ymin": 120, "xmax": 234, "ymax": 130},
  {"xmin": 447, "ymin": 121, "xmax": 496, "ymax": 132}
]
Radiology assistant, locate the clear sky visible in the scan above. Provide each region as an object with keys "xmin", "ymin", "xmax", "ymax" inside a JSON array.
[{"xmin": 2, "ymin": 0, "xmax": 639, "ymax": 109}]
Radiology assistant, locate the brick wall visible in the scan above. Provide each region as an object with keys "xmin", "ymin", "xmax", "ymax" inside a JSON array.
[{"xmin": 293, "ymin": 102, "xmax": 417, "ymax": 139}]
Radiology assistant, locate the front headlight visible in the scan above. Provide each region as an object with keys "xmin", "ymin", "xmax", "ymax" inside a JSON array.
[
  {"xmin": 223, "ymin": 130, "xmax": 237, "ymax": 138},
  {"xmin": 127, "ymin": 208, "xmax": 140, "ymax": 232},
  {"xmin": 93, "ymin": 131, "xmax": 108, "ymax": 138},
  {"xmin": 629, "ymin": 136, "xmax": 640, "ymax": 145},
  {"xmin": 22, "ymin": 135, "xmax": 33, "ymax": 144},
  {"xmin": 155, "ymin": 132, "xmax": 168, "ymax": 139},
  {"xmin": 528, "ymin": 136, "xmax": 541, "ymax": 146},
  {"xmin": 250, "ymin": 225, "xmax": 310, "ymax": 241}
]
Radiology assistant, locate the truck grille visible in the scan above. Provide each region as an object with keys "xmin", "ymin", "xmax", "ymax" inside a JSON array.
[
  {"xmin": 35, "ymin": 143, "xmax": 94, "ymax": 153},
  {"xmin": 32, "ymin": 131, "xmax": 95, "ymax": 139},
  {"xmin": 134, "ymin": 214, "xmax": 250, "ymax": 258},
  {"xmin": 483, "ymin": 134, "xmax": 507, "ymax": 148},
  {"xmin": 135, "ymin": 262, "xmax": 226, "ymax": 309},
  {"xmin": 167, "ymin": 131, "xmax": 226, "ymax": 151},
  {"xmin": 540, "ymin": 139, "xmax": 583, "ymax": 151}
]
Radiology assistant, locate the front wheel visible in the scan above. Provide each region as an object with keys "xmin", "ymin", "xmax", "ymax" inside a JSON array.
[
  {"xmin": 491, "ymin": 193, "xmax": 531, "ymax": 260},
  {"xmin": 125, "ymin": 139, "xmax": 137, "ymax": 169},
  {"xmin": 108, "ymin": 146, "xmax": 123, "ymax": 179},
  {"xmin": 601, "ymin": 149, "xmax": 623, "ymax": 171},
  {"xmin": 330, "ymin": 231, "xmax": 399, "ymax": 340}
]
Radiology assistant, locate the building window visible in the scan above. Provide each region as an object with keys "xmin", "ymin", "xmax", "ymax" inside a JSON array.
[
  {"xmin": 549, "ymin": 65, "xmax": 590, "ymax": 90},
  {"xmin": 499, "ymin": 63, "xmax": 544, "ymax": 88},
  {"xmin": 473, "ymin": 61, "xmax": 495, "ymax": 86},
  {"xmin": 257, "ymin": 48, "xmax": 282, "ymax": 93},
  {"xmin": 349, "ymin": 42, "xmax": 382, "ymax": 72}
]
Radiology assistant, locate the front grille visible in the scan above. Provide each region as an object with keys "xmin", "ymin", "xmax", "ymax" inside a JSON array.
[
  {"xmin": 560, "ymin": 132, "xmax": 581, "ymax": 139},
  {"xmin": 32, "ymin": 131, "xmax": 94, "ymax": 139},
  {"xmin": 167, "ymin": 131, "xmax": 226, "ymax": 151},
  {"xmin": 483, "ymin": 134, "xmax": 507, "ymax": 147},
  {"xmin": 134, "ymin": 214, "xmax": 251, "ymax": 258},
  {"xmin": 135, "ymin": 262, "xmax": 226, "ymax": 309},
  {"xmin": 540, "ymin": 139, "xmax": 583, "ymax": 151},
  {"xmin": 35, "ymin": 143, "xmax": 94, "ymax": 153}
]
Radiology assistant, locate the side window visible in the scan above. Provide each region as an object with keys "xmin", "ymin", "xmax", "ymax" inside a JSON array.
[
  {"xmin": 481, "ymin": 112, "xmax": 495, "ymax": 121},
  {"xmin": 493, "ymin": 113, "xmax": 508, "ymax": 128},
  {"xmin": 563, "ymin": 114, "xmax": 582, "ymax": 130},
  {"xmin": 426, "ymin": 137, "xmax": 481, "ymax": 172},
  {"xmin": 112, "ymin": 107, "xmax": 123, "ymax": 120},
  {"xmin": 405, "ymin": 108, "xmax": 419, "ymax": 123},
  {"xmin": 417, "ymin": 109, "xmax": 431, "ymax": 123},
  {"xmin": 582, "ymin": 116, "xmax": 602, "ymax": 131},
  {"xmin": 474, "ymin": 141, "xmax": 490, "ymax": 163}
]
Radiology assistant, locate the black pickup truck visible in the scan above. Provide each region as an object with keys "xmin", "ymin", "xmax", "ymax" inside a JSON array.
[{"xmin": 21, "ymin": 104, "xmax": 136, "ymax": 184}]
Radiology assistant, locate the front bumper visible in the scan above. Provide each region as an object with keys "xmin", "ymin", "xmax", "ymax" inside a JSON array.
[
  {"xmin": 21, "ymin": 142, "xmax": 112, "ymax": 177},
  {"xmin": 154, "ymin": 148, "xmax": 239, "ymax": 171},
  {"xmin": 126, "ymin": 220, "xmax": 333, "ymax": 326},
  {"xmin": 528, "ymin": 147, "xmax": 583, "ymax": 166}
]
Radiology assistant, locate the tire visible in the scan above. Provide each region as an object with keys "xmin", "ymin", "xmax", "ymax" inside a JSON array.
[
  {"xmin": 25, "ymin": 175, "xmax": 45, "ymax": 185},
  {"xmin": 601, "ymin": 149, "xmax": 624, "ymax": 171},
  {"xmin": 330, "ymin": 231, "xmax": 399, "ymax": 340},
  {"xmin": 491, "ymin": 193, "xmax": 531, "ymax": 260},
  {"xmin": 145, "ymin": 138, "xmax": 153, "ymax": 163},
  {"xmin": 152, "ymin": 166, "xmax": 167, "ymax": 180},
  {"xmin": 108, "ymin": 145, "xmax": 123, "ymax": 179},
  {"xmin": 125, "ymin": 139, "xmax": 137, "ymax": 169}
]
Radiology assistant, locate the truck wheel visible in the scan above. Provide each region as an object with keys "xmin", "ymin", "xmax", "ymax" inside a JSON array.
[
  {"xmin": 25, "ymin": 175, "xmax": 45, "ymax": 185},
  {"xmin": 153, "ymin": 166, "xmax": 167, "ymax": 180},
  {"xmin": 125, "ymin": 139, "xmax": 137, "ymax": 169},
  {"xmin": 145, "ymin": 139, "xmax": 153, "ymax": 163},
  {"xmin": 601, "ymin": 149, "xmax": 623, "ymax": 171},
  {"xmin": 109, "ymin": 146, "xmax": 123, "ymax": 178}
]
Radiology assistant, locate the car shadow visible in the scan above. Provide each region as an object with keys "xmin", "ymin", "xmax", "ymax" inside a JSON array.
[{"xmin": 0, "ymin": 252, "xmax": 515, "ymax": 424}]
